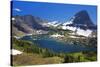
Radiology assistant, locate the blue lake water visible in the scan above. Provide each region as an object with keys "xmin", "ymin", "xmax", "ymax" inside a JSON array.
[{"xmin": 21, "ymin": 35, "xmax": 96, "ymax": 53}]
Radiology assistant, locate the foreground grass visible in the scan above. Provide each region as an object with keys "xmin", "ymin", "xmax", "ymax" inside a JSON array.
[
  {"xmin": 63, "ymin": 51, "xmax": 97, "ymax": 63},
  {"xmin": 12, "ymin": 37, "xmax": 97, "ymax": 66},
  {"xmin": 12, "ymin": 51, "xmax": 97, "ymax": 66},
  {"xmin": 12, "ymin": 53, "xmax": 64, "ymax": 66}
]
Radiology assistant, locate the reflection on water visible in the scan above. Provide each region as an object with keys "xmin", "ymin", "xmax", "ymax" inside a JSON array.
[{"xmin": 21, "ymin": 35, "xmax": 96, "ymax": 53}]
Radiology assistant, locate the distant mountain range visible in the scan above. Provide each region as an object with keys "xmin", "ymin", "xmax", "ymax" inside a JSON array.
[
  {"xmin": 12, "ymin": 15, "xmax": 51, "ymax": 36},
  {"xmin": 11, "ymin": 10, "xmax": 97, "ymax": 37}
]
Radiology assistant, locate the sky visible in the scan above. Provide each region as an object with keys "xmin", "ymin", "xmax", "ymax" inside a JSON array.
[{"xmin": 11, "ymin": 1, "xmax": 97, "ymax": 24}]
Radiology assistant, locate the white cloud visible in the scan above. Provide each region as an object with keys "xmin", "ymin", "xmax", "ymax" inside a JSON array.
[{"xmin": 13, "ymin": 8, "xmax": 21, "ymax": 12}]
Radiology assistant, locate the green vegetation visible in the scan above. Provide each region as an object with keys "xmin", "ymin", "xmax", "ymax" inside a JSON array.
[
  {"xmin": 63, "ymin": 51, "xmax": 97, "ymax": 63},
  {"xmin": 12, "ymin": 37, "xmax": 97, "ymax": 66},
  {"xmin": 12, "ymin": 53, "xmax": 64, "ymax": 66},
  {"xmin": 12, "ymin": 37, "xmax": 64, "ymax": 66},
  {"xmin": 12, "ymin": 37, "xmax": 55, "ymax": 55},
  {"xmin": 46, "ymin": 28, "xmax": 97, "ymax": 48},
  {"xmin": 48, "ymin": 29, "xmax": 73, "ymax": 35},
  {"xmin": 62, "ymin": 37, "xmax": 97, "ymax": 47}
]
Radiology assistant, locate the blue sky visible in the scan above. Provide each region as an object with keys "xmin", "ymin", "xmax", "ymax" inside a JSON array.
[{"xmin": 11, "ymin": 1, "xmax": 97, "ymax": 24}]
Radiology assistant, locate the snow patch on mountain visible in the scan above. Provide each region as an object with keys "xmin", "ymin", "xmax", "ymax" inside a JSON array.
[
  {"xmin": 62, "ymin": 25, "xmax": 92, "ymax": 37},
  {"xmin": 49, "ymin": 21, "xmax": 58, "ymax": 24},
  {"xmin": 50, "ymin": 34, "xmax": 64, "ymax": 38},
  {"xmin": 48, "ymin": 21, "xmax": 61, "ymax": 27},
  {"xmin": 63, "ymin": 21, "xmax": 73, "ymax": 26},
  {"xmin": 62, "ymin": 16, "xmax": 75, "ymax": 26},
  {"xmin": 62, "ymin": 26, "xmax": 76, "ymax": 31},
  {"xmin": 76, "ymin": 28, "xmax": 92, "ymax": 37},
  {"xmin": 41, "ymin": 22, "xmax": 50, "ymax": 27}
]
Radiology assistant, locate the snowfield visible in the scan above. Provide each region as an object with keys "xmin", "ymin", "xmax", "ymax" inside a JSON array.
[
  {"xmin": 50, "ymin": 34, "xmax": 64, "ymax": 38},
  {"xmin": 11, "ymin": 49, "xmax": 23, "ymax": 55},
  {"xmin": 76, "ymin": 28, "xmax": 92, "ymax": 37},
  {"xmin": 62, "ymin": 26, "xmax": 92, "ymax": 37},
  {"xmin": 62, "ymin": 26, "xmax": 77, "ymax": 31},
  {"xmin": 48, "ymin": 21, "xmax": 61, "ymax": 27},
  {"xmin": 62, "ymin": 21, "xmax": 73, "ymax": 26}
]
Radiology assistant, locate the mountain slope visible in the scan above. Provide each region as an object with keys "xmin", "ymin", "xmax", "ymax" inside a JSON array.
[
  {"xmin": 62, "ymin": 10, "xmax": 97, "ymax": 37},
  {"xmin": 11, "ymin": 10, "xmax": 97, "ymax": 37},
  {"xmin": 11, "ymin": 15, "xmax": 49, "ymax": 36}
]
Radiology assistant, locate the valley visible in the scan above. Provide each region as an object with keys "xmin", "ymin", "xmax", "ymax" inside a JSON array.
[
  {"xmin": 12, "ymin": 36, "xmax": 97, "ymax": 66},
  {"xmin": 11, "ymin": 10, "xmax": 97, "ymax": 66}
]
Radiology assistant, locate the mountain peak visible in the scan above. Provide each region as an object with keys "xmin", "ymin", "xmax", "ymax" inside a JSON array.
[
  {"xmin": 73, "ymin": 10, "xmax": 94, "ymax": 26},
  {"xmin": 62, "ymin": 10, "xmax": 96, "ymax": 31}
]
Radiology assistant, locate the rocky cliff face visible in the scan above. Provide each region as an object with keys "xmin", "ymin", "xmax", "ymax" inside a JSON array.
[
  {"xmin": 11, "ymin": 15, "xmax": 49, "ymax": 36},
  {"xmin": 11, "ymin": 10, "xmax": 97, "ymax": 37},
  {"xmin": 62, "ymin": 10, "xmax": 97, "ymax": 37}
]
